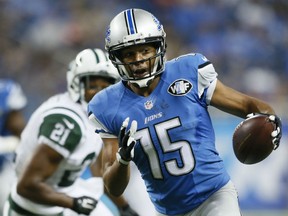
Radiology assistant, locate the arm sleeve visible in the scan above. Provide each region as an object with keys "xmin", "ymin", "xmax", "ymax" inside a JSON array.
[
  {"xmin": 38, "ymin": 112, "xmax": 84, "ymax": 157},
  {"xmin": 197, "ymin": 57, "xmax": 218, "ymax": 105},
  {"xmin": 88, "ymin": 112, "xmax": 117, "ymax": 139}
]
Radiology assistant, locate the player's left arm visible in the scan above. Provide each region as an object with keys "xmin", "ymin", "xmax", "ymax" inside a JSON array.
[
  {"xmin": 194, "ymin": 53, "xmax": 275, "ymax": 117},
  {"xmin": 211, "ymin": 79, "xmax": 282, "ymax": 147},
  {"xmin": 210, "ymin": 79, "xmax": 275, "ymax": 118}
]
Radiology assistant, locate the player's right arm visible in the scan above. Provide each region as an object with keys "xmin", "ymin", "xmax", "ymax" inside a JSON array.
[
  {"xmin": 101, "ymin": 118, "xmax": 137, "ymax": 198},
  {"xmin": 90, "ymin": 144, "xmax": 139, "ymax": 215},
  {"xmin": 88, "ymin": 89, "xmax": 137, "ymax": 197},
  {"xmin": 17, "ymin": 144, "xmax": 73, "ymax": 208},
  {"xmin": 101, "ymin": 137, "xmax": 130, "ymax": 196},
  {"xmin": 17, "ymin": 110, "xmax": 97, "ymax": 215}
]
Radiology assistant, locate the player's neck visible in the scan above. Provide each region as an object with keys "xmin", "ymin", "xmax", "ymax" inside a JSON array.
[{"xmin": 128, "ymin": 76, "xmax": 160, "ymax": 97}]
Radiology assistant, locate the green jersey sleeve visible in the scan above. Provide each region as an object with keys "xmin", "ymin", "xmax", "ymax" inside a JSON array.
[{"xmin": 39, "ymin": 113, "xmax": 83, "ymax": 153}]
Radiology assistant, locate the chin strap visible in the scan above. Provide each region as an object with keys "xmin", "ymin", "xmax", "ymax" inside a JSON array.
[{"xmin": 129, "ymin": 76, "xmax": 155, "ymax": 88}]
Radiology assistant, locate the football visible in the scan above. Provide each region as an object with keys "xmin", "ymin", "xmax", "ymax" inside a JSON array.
[{"xmin": 232, "ymin": 114, "xmax": 275, "ymax": 164}]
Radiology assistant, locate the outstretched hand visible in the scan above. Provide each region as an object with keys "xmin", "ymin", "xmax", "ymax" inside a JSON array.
[{"xmin": 116, "ymin": 117, "xmax": 138, "ymax": 165}]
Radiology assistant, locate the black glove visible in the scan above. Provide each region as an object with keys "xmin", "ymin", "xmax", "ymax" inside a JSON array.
[
  {"xmin": 119, "ymin": 204, "xmax": 139, "ymax": 216},
  {"xmin": 247, "ymin": 113, "xmax": 282, "ymax": 149},
  {"xmin": 269, "ymin": 114, "xmax": 282, "ymax": 149},
  {"xmin": 72, "ymin": 196, "xmax": 97, "ymax": 215},
  {"xmin": 116, "ymin": 117, "xmax": 138, "ymax": 165}
]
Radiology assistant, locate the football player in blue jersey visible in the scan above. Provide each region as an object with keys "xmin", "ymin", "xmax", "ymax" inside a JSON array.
[
  {"xmin": 0, "ymin": 79, "xmax": 27, "ymax": 212},
  {"xmin": 88, "ymin": 9, "xmax": 282, "ymax": 216},
  {"xmin": 0, "ymin": 79, "xmax": 27, "ymax": 158}
]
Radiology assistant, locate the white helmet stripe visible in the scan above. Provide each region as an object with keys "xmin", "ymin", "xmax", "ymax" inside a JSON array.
[{"xmin": 125, "ymin": 9, "xmax": 137, "ymax": 35}]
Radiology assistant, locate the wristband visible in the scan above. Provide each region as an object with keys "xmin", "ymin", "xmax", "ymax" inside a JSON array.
[{"xmin": 116, "ymin": 152, "xmax": 130, "ymax": 165}]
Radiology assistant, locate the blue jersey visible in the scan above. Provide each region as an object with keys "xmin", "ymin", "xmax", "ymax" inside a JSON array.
[
  {"xmin": 88, "ymin": 53, "xmax": 230, "ymax": 215},
  {"xmin": 0, "ymin": 79, "xmax": 27, "ymax": 136}
]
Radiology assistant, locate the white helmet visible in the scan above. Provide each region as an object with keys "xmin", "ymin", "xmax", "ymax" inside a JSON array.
[
  {"xmin": 67, "ymin": 48, "xmax": 119, "ymax": 103},
  {"xmin": 105, "ymin": 8, "xmax": 166, "ymax": 88}
]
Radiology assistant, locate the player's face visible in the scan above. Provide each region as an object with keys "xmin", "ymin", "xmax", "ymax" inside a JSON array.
[
  {"xmin": 83, "ymin": 77, "xmax": 113, "ymax": 102},
  {"xmin": 119, "ymin": 44, "xmax": 157, "ymax": 79}
]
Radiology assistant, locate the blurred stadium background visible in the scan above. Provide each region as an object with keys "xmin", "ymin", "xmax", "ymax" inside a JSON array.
[{"xmin": 1, "ymin": 0, "xmax": 287, "ymax": 215}]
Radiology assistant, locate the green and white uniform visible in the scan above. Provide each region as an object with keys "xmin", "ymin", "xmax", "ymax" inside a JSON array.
[{"xmin": 4, "ymin": 93, "xmax": 116, "ymax": 216}]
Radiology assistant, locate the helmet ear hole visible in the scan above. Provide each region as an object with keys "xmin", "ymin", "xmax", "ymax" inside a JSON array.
[
  {"xmin": 111, "ymin": 51, "xmax": 122, "ymax": 62},
  {"xmin": 150, "ymin": 42, "xmax": 161, "ymax": 50}
]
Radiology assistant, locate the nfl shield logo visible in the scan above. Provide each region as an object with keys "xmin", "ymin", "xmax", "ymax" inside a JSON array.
[{"xmin": 144, "ymin": 100, "xmax": 153, "ymax": 110}]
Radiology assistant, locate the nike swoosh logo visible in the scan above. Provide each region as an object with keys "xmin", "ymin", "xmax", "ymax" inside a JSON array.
[{"xmin": 63, "ymin": 118, "xmax": 75, "ymax": 129}]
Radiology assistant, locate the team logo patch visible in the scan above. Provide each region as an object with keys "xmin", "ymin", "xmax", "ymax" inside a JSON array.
[
  {"xmin": 168, "ymin": 79, "xmax": 193, "ymax": 96},
  {"xmin": 144, "ymin": 100, "xmax": 154, "ymax": 110}
]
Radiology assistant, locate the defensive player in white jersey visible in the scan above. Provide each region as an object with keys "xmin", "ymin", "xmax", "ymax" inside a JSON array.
[
  {"xmin": 2, "ymin": 49, "xmax": 138, "ymax": 216},
  {"xmin": 88, "ymin": 9, "xmax": 283, "ymax": 216}
]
